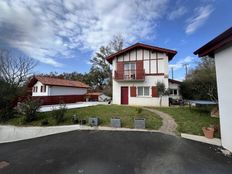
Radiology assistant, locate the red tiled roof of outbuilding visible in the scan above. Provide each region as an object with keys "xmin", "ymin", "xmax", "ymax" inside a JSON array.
[{"xmin": 28, "ymin": 76, "xmax": 89, "ymax": 88}]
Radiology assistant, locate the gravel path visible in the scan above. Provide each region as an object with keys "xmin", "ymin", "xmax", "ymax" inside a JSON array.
[{"xmin": 144, "ymin": 108, "xmax": 177, "ymax": 136}]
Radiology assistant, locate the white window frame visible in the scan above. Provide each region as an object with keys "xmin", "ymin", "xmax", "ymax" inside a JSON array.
[
  {"xmin": 137, "ymin": 86, "xmax": 150, "ymax": 97},
  {"xmin": 34, "ymin": 86, "xmax": 38, "ymax": 93},
  {"xmin": 124, "ymin": 62, "xmax": 136, "ymax": 80},
  {"xmin": 170, "ymin": 89, "xmax": 178, "ymax": 95},
  {"xmin": 40, "ymin": 85, "xmax": 46, "ymax": 93}
]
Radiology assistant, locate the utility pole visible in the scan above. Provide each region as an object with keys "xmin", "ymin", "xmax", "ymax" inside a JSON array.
[
  {"xmin": 182, "ymin": 63, "xmax": 189, "ymax": 78},
  {"xmin": 171, "ymin": 67, "xmax": 174, "ymax": 79}
]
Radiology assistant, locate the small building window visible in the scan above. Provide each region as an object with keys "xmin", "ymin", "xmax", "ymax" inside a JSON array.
[
  {"xmin": 35, "ymin": 86, "xmax": 38, "ymax": 92},
  {"xmin": 170, "ymin": 89, "xmax": 178, "ymax": 95},
  {"xmin": 174, "ymin": 89, "xmax": 177, "ymax": 95},
  {"xmin": 137, "ymin": 87, "xmax": 150, "ymax": 96},
  {"xmin": 40, "ymin": 85, "xmax": 46, "ymax": 92}
]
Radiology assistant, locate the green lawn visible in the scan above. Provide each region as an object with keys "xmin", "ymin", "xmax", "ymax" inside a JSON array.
[
  {"xmin": 155, "ymin": 106, "xmax": 220, "ymax": 137},
  {"xmin": 2, "ymin": 105, "xmax": 162, "ymax": 130}
]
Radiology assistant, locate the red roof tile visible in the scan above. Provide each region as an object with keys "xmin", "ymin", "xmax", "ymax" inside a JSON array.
[{"xmin": 28, "ymin": 76, "xmax": 89, "ymax": 88}]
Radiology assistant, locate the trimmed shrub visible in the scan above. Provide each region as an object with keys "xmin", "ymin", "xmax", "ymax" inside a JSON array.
[
  {"xmin": 72, "ymin": 115, "xmax": 79, "ymax": 124},
  {"xmin": 52, "ymin": 104, "xmax": 67, "ymax": 124},
  {"xmin": 0, "ymin": 80, "xmax": 21, "ymax": 121},
  {"xmin": 16, "ymin": 98, "xmax": 41, "ymax": 122},
  {"xmin": 41, "ymin": 119, "xmax": 49, "ymax": 126}
]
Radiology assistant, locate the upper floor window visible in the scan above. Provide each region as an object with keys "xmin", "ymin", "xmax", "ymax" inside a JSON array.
[
  {"xmin": 138, "ymin": 86, "xmax": 150, "ymax": 96},
  {"xmin": 40, "ymin": 85, "xmax": 46, "ymax": 93},
  {"xmin": 124, "ymin": 62, "xmax": 136, "ymax": 80}
]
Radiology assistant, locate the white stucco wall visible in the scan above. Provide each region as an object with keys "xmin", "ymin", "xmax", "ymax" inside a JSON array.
[
  {"xmin": 32, "ymin": 81, "xmax": 87, "ymax": 96},
  {"xmin": 32, "ymin": 81, "xmax": 49, "ymax": 96},
  {"xmin": 112, "ymin": 48, "xmax": 170, "ymax": 107},
  {"xmin": 117, "ymin": 49, "xmax": 168, "ymax": 75},
  {"xmin": 49, "ymin": 86, "xmax": 87, "ymax": 96},
  {"xmin": 112, "ymin": 72, "xmax": 169, "ymax": 106},
  {"xmin": 214, "ymin": 43, "xmax": 232, "ymax": 152}
]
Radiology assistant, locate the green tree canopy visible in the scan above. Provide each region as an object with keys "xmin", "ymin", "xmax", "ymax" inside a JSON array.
[
  {"xmin": 89, "ymin": 35, "xmax": 123, "ymax": 95},
  {"xmin": 180, "ymin": 57, "xmax": 217, "ymax": 101}
]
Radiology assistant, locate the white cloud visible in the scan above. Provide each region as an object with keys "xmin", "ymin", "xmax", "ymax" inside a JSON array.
[
  {"xmin": 0, "ymin": 0, "xmax": 169, "ymax": 67},
  {"xmin": 185, "ymin": 5, "xmax": 214, "ymax": 34},
  {"xmin": 169, "ymin": 56, "xmax": 195, "ymax": 71},
  {"xmin": 168, "ymin": 6, "xmax": 187, "ymax": 20}
]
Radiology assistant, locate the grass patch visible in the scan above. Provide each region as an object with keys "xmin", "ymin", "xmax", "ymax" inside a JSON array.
[
  {"xmin": 155, "ymin": 106, "xmax": 220, "ymax": 137},
  {"xmin": 1, "ymin": 105, "xmax": 162, "ymax": 130}
]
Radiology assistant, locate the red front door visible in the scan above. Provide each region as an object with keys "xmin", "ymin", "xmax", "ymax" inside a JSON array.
[{"xmin": 121, "ymin": 87, "xmax": 128, "ymax": 105}]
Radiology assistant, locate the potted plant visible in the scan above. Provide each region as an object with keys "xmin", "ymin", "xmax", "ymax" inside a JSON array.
[{"xmin": 202, "ymin": 127, "xmax": 215, "ymax": 139}]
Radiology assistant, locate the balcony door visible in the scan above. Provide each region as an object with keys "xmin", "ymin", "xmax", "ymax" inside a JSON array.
[
  {"xmin": 124, "ymin": 62, "xmax": 136, "ymax": 80},
  {"xmin": 121, "ymin": 87, "xmax": 128, "ymax": 105}
]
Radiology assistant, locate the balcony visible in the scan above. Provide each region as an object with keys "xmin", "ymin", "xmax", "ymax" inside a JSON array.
[{"xmin": 114, "ymin": 70, "xmax": 145, "ymax": 82}]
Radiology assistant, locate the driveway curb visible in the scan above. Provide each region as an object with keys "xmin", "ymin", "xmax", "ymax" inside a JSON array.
[
  {"xmin": 181, "ymin": 133, "xmax": 222, "ymax": 146},
  {"xmin": 0, "ymin": 125, "xmax": 160, "ymax": 144}
]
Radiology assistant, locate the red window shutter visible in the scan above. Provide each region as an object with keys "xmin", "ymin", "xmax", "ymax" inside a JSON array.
[
  {"xmin": 130, "ymin": 86, "xmax": 136, "ymax": 97},
  {"xmin": 136, "ymin": 60, "xmax": 144, "ymax": 79},
  {"xmin": 152, "ymin": 86, "xmax": 158, "ymax": 97},
  {"xmin": 117, "ymin": 62, "xmax": 124, "ymax": 79}
]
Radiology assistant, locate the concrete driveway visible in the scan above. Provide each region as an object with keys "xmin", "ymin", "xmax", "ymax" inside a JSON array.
[{"xmin": 0, "ymin": 131, "xmax": 231, "ymax": 174}]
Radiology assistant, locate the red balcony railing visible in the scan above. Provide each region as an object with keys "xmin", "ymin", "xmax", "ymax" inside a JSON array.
[{"xmin": 114, "ymin": 70, "xmax": 145, "ymax": 81}]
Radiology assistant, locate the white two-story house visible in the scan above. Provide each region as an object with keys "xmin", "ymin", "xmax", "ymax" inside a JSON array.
[{"xmin": 106, "ymin": 43, "xmax": 177, "ymax": 106}]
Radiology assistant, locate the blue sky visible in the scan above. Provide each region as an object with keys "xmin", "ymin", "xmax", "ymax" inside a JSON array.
[{"xmin": 0, "ymin": 0, "xmax": 231, "ymax": 81}]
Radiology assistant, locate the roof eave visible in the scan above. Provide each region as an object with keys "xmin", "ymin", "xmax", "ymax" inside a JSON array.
[
  {"xmin": 194, "ymin": 27, "xmax": 232, "ymax": 58},
  {"xmin": 106, "ymin": 43, "xmax": 177, "ymax": 63}
]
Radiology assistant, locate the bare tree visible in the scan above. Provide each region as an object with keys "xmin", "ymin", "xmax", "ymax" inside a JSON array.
[{"xmin": 0, "ymin": 49, "xmax": 37, "ymax": 87}]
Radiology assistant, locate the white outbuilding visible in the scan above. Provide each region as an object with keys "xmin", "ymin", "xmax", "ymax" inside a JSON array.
[
  {"xmin": 194, "ymin": 27, "xmax": 232, "ymax": 152},
  {"xmin": 27, "ymin": 76, "xmax": 89, "ymax": 105}
]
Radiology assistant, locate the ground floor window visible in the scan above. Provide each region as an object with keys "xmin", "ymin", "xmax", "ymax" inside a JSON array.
[
  {"xmin": 137, "ymin": 87, "xmax": 150, "ymax": 96},
  {"xmin": 170, "ymin": 89, "xmax": 178, "ymax": 95},
  {"xmin": 40, "ymin": 85, "xmax": 46, "ymax": 92}
]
